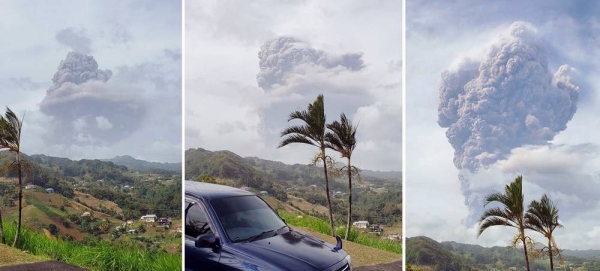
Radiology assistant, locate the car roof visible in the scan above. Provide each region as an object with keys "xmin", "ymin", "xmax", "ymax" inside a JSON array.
[{"xmin": 185, "ymin": 180, "xmax": 255, "ymax": 201}]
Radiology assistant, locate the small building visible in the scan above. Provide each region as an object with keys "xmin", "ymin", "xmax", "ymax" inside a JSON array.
[
  {"xmin": 260, "ymin": 191, "xmax": 268, "ymax": 196},
  {"xmin": 353, "ymin": 221, "xmax": 370, "ymax": 229},
  {"xmin": 25, "ymin": 184, "xmax": 37, "ymax": 190},
  {"xmin": 240, "ymin": 186, "xmax": 251, "ymax": 191},
  {"xmin": 45, "ymin": 188, "xmax": 55, "ymax": 193},
  {"xmin": 141, "ymin": 214, "xmax": 158, "ymax": 222},
  {"xmin": 370, "ymin": 224, "xmax": 383, "ymax": 232},
  {"xmin": 157, "ymin": 217, "xmax": 171, "ymax": 227}
]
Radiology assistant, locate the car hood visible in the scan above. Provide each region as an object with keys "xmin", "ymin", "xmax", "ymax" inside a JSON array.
[{"xmin": 232, "ymin": 229, "xmax": 347, "ymax": 270}]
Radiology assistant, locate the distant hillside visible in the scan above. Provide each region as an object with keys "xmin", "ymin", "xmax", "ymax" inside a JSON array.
[
  {"xmin": 104, "ymin": 155, "xmax": 181, "ymax": 173},
  {"xmin": 406, "ymin": 236, "xmax": 600, "ymax": 270},
  {"xmin": 185, "ymin": 148, "xmax": 289, "ymax": 200},
  {"xmin": 406, "ymin": 236, "xmax": 472, "ymax": 271},
  {"xmin": 247, "ymin": 156, "xmax": 401, "ymax": 184}
]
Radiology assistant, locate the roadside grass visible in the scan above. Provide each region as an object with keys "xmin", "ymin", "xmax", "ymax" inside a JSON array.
[
  {"xmin": 278, "ymin": 211, "xmax": 401, "ymax": 254},
  {"xmin": 0, "ymin": 243, "xmax": 47, "ymax": 267},
  {"xmin": 1, "ymin": 222, "xmax": 181, "ymax": 271}
]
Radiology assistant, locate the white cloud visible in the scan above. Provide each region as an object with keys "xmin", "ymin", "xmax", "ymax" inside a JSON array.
[{"xmin": 95, "ymin": 116, "xmax": 113, "ymax": 130}]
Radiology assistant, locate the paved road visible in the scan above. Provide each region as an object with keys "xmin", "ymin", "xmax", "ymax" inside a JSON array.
[
  {"xmin": 0, "ymin": 261, "xmax": 87, "ymax": 271},
  {"xmin": 354, "ymin": 261, "xmax": 402, "ymax": 271}
]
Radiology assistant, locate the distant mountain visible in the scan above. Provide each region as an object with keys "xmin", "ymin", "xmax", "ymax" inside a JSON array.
[
  {"xmin": 245, "ymin": 155, "xmax": 401, "ymax": 184},
  {"xmin": 406, "ymin": 236, "xmax": 472, "ymax": 271},
  {"xmin": 186, "ymin": 148, "xmax": 400, "ymax": 189},
  {"xmin": 406, "ymin": 236, "xmax": 600, "ymax": 270},
  {"xmin": 104, "ymin": 155, "xmax": 181, "ymax": 173}
]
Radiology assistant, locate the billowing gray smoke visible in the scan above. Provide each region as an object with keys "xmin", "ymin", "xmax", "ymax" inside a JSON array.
[
  {"xmin": 47, "ymin": 52, "xmax": 112, "ymax": 94},
  {"xmin": 40, "ymin": 52, "xmax": 144, "ymax": 145},
  {"xmin": 438, "ymin": 22, "xmax": 580, "ymax": 172},
  {"xmin": 257, "ymin": 37, "xmax": 365, "ymax": 90}
]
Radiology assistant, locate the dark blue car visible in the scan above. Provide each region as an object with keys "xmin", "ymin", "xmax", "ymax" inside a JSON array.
[{"xmin": 185, "ymin": 181, "xmax": 352, "ymax": 271}]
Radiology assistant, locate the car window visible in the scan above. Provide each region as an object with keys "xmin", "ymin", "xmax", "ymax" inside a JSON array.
[
  {"xmin": 185, "ymin": 202, "xmax": 213, "ymax": 237},
  {"xmin": 211, "ymin": 195, "xmax": 286, "ymax": 242}
]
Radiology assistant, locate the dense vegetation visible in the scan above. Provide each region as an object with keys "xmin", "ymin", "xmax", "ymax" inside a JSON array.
[
  {"xmin": 1, "ymin": 152, "xmax": 181, "ymax": 219},
  {"xmin": 104, "ymin": 155, "xmax": 181, "ymax": 174},
  {"xmin": 185, "ymin": 148, "xmax": 289, "ymax": 201},
  {"xmin": 406, "ymin": 236, "xmax": 600, "ymax": 270},
  {"xmin": 2, "ymin": 222, "xmax": 180, "ymax": 271}
]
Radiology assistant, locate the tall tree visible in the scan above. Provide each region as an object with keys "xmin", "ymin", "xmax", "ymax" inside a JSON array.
[
  {"xmin": 279, "ymin": 95, "xmax": 335, "ymax": 236},
  {"xmin": 478, "ymin": 175, "xmax": 530, "ymax": 271},
  {"xmin": 0, "ymin": 107, "xmax": 24, "ymax": 247},
  {"xmin": 525, "ymin": 194, "xmax": 562, "ymax": 271},
  {"xmin": 326, "ymin": 113, "xmax": 358, "ymax": 240}
]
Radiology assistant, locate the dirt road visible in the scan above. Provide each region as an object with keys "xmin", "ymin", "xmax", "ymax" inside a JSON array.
[
  {"xmin": 0, "ymin": 261, "xmax": 87, "ymax": 271},
  {"xmin": 354, "ymin": 261, "xmax": 402, "ymax": 271}
]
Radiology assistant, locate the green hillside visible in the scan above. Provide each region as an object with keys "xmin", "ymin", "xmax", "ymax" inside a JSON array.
[
  {"xmin": 104, "ymin": 155, "xmax": 181, "ymax": 174},
  {"xmin": 406, "ymin": 236, "xmax": 600, "ymax": 270}
]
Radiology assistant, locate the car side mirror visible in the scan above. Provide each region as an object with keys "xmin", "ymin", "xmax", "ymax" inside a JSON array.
[
  {"xmin": 195, "ymin": 233, "xmax": 219, "ymax": 248},
  {"xmin": 282, "ymin": 218, "xmax": 286, "ymax": 223}
]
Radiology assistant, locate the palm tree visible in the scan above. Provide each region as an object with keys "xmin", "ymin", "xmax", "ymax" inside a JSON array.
[
  {"xmin": 279, "ymin": 94, "xmax": 335, "ymax": 236},
  {"xmin": 0, "ymin": 107, "xmax": 24, "ymax": 247},
  {"xmin": 325, "ymin": 113, "xmax": 358, "ymax": 240},
  {"xmin": 525, "ymin": 194, "xmax": 562, "ymax": 271},
  {"xmin": 0, "ymin": 208, "xmax": 5, "ymax": 244},
  {"xmin": 478, "ymin": 175, "xmax": 530, "ymax": 271}
]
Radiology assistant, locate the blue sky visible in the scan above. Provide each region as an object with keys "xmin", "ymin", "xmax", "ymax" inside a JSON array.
[
  {"xmin": 406, "ymin": 0, "xmax": 600, "ymax": 249},
  {"xmin": 0, "ymin": 0, "xmax": 182, "ymax": 163}
]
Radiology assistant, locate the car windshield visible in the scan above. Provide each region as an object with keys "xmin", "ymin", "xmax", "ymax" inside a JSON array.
[{"xmin": 211, "ymin": 195, "xmax": 286, "ymax": 243}]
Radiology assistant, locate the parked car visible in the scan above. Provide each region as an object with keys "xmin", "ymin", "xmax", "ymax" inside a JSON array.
[{"xmin": 185, "ymin": 180, "xmax": 352, "ymax": 271}]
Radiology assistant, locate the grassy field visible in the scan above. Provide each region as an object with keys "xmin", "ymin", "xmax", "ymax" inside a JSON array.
[
  {"xmin": 287, "ymin": 195, "xmax": 329, "ymax": 215},
  {"xmin": 1, "ymin": 222, "xmax": 181, "ymax": 271}
]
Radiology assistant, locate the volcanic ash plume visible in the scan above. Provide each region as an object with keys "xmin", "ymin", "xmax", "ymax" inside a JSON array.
[
  {"xmin": 256, "ymin": 37, "xmax": 365, "ymax": 90},
  {"xmin": 47, "ymin": 52, "xmax": 112, "ymax": 94},
  {"xmin": 438, "ymin": 22, "xmax": 580, "ymax": 173},
  {"xmin": 39, "ymin": 52, "xmax": 143, "ymax": 144}
]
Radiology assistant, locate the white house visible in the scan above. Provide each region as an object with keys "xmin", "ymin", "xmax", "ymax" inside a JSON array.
[
  {"xmin": 353, "ymin": 221, "xmax": 370, "ymax": 229},
  {"xmin": 141, "ymin": 214, "xmax": 158, "ymax": 222},
  {"xmin": 25, "ymin": 184, "xmax": 36, "ymax": 190}
]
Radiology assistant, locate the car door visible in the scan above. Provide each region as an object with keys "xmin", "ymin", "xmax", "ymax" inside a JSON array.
[{"xmin": 185, "ymin": 198, "xmax": 222, "ymax": 271}]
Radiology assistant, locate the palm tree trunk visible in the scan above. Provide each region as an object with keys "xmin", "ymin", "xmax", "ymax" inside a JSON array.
[
  {"xmin": 345, "ymin": 157, "xmax": 352, "ymax": 240},
  {"xmin": 12, "ymin": 152, "xmax": 22, "ymax": 247},
  {"xmin": 548, "ymin": 238, "xmax": 554, "ymax": 271},
  {"xmin": 321, "ymin": 146, "xmax": 335, "ymax": 237},
  {"xmin": 521, "ymin": 233, "xmax": 530, "ymax": 271},
  {"xmin": 0, "ymin": 208, "xmax": 5, "ymax": 244}
]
